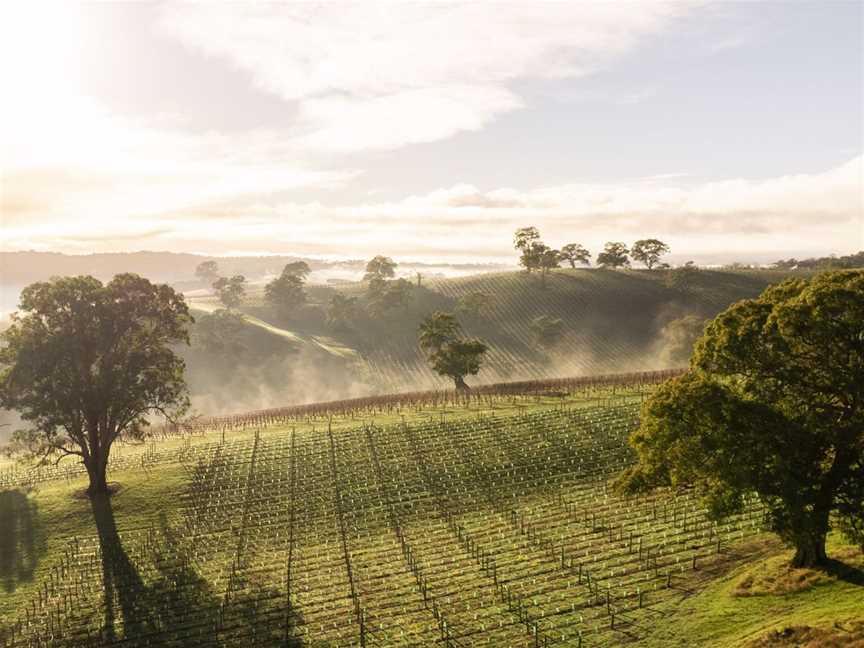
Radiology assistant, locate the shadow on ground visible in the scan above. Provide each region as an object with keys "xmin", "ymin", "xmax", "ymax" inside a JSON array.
[
  {"xmin": 0, "ymin": 489, "xmax": 41, "ymax": 593},
  {"xmin": 88, "ymin": 494, "xmax": 303, "ymax": 647}
]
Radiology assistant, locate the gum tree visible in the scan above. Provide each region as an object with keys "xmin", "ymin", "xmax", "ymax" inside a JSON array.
[
  {"xmin": 617, "ymin": 270, "xmax": 864, "ymax": 567},
  {"xmin": 631, "ymin": 239, "xmax": 670, "ymax": 270},
  {"xmin": 0, "ymin": 275, "xmax": 192, "ymax": 496},
  {"xmin": 418, "ymin": 312, "xmax": 488, "ymax": 391}
]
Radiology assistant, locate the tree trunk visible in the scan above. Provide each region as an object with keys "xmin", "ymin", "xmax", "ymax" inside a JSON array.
[
  {"xmin": 454, "ymin": 375, "xmax": 470, "ymax": 392},
  {"xmin": 791, "ymin": 530, "xmax": 828, "ymax": 568},
  {"xmin": 85, "ymin": 449, "xmax": 110, "ymax": 496}
]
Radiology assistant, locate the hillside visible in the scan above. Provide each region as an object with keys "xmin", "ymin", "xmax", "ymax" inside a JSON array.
[
  {"xmin": 1, "ymin": 377, "xmax": 859, "ymax": 647},
  {"xmin": 0, "ymin": 267, "xmax": 796, "ymax": 440},
  {"xmin": 182, "ymin": 267, "xmax": 793, "ymax": 414}
]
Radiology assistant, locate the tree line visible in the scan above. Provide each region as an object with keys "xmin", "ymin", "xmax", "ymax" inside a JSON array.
[{"xmin": 513, "ymin": 227, "xmax": 671, "ymax": 282}]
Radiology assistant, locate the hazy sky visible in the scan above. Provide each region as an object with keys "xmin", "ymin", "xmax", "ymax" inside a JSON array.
[{"xmin": 1, "ymin": 1, "xmax": 862, "ymax": 263}]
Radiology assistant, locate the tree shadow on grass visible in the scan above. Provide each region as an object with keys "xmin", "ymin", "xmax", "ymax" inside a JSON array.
[
  {"xmin": 89, "ymin": 495, "xmax": 303, "ymax": 647},
  {"xmin": 0, "ymin": 490, "xmax": 41, "ymax": 593},
  {"xmin": 823, "ymin": 556, "xmax": 864, "ymax": 587}
]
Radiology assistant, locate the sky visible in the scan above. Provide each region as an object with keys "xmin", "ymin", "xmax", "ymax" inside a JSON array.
[{"xmin": 1, "ymin": 1, "xmax": 862, "ymax": 264}]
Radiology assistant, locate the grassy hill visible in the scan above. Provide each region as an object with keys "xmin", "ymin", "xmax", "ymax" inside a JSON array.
[
  {"xmin": 181, "ymin": 267, "xmax": 794, "ymax": 414},
  {"xmin": 1, "ymin": 377, "xmax": 859, "ymax": 648}
]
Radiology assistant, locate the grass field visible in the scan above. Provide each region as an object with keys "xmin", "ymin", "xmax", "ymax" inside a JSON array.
[{"xmin": 1, "ymin": 375, "xmax": 859, "ymax": 647}]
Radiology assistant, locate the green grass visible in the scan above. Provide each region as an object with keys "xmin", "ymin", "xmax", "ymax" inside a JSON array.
[
  {"xmin": 638, "ymin": 533, "xmax": 864, "ymax": 647},
  {"xmin": 0, "ymin": 465, "xmax": 187, "ymax": 622},
  {"xmin": 2, "ymin": 384, "xmax": 861, "ymax": 647}
]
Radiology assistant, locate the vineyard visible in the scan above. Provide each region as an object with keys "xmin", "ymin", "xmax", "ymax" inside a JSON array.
[
  {"xmin": 0, "ymin": 374, "xmax": 774, "ymax": 648},
  {"xmin": 186, "ymin": 268, "xmax": 784, "ymax": 400}
]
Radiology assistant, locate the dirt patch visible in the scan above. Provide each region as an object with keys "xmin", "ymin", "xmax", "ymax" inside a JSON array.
[{"xmin": 743, "ymin": 621, "xmax": 864, "ymax": 648}]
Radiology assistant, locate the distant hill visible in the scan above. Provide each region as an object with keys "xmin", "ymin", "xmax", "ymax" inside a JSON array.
[
  {"xmin": 0, "ymin": 251, "xmax": 509, "ymax": 287},
  {"xmin": 175, "ymin": 266, "xmax": 798, "ymax": 417}
]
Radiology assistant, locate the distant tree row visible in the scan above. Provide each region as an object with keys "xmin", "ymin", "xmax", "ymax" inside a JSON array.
[
  {"xmin": 512, "ymin": 228, "xmax": 671, "ymax": 279},
  {"xmin": 772, "ymin": 250, "xmax": 864, "ymax": 271}
]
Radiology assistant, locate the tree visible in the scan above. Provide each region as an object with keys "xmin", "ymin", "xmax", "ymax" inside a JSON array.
[
  {"xmin": 265, "ymin": 263, "xmax": 310, "ymax": 320},
  {"xmin": 0, "ymin": 275, "xmax": 192, "ymax": 495},
  {"xmin": 617, "ymin": 270, "xmax": 864, "ymax": 567},
  {"xmin": 212, "ymin": 275, "xmax": 246, "ymax": 309},
  {"xmin": 195, "ymin": 260, "xmax": 219, "ymax": 284},
  {"xmin": 418, "ymin": 312, "xmax": 487, "ymax": 390},
  {"xmin": 559, "ymin": 243, "xmax": 591, "ymax": 268},
  {"xmin": 513, "ymin": 227, "xmax": 541, "ymax": 252},
  {"xmin": 596, "ymin": 242, "xmax": 630, "ymax": 269},
  {"xmin": 536, "ymin": 244, "xmax": 561, "ymax": 287},
  {"xmin": 194, "ymin": 308, "xmax": 245, "ymax": 355},
  {"xmin": 364, "ymin": 255, "xmax": 397, "ymax": 292},
  {"xmin": 457, "ymin": 292, "xmax": 492, "ymax": 319},
  {"xmin": 631, "ymin": 239, "xmax": 670, "ymax": 270},
  {"xmin": 530, "ymin": 315, "xmax": 565, "ymax": 348},
  {"xmin": 369, "ymin": 278, "xmax": 413, "ymax": 317},
  {"xmin": 327, "ymin": 293, "xmax": 358, "ymax": 331},
  {"xmin": 514, "ymin": 227, "xmax": 543, "ymax": 273}
]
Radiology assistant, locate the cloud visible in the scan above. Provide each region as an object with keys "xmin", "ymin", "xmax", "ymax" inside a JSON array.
[
  {"xmin": 7, "ymin": 156, "xmax": 858, "ymax": 262},
  {"xmin": 157, "ymin": 2, "xmax": 693, "ymax": 152}
]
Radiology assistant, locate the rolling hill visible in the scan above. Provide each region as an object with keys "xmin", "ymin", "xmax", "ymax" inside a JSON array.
[
  {"xmin": 1, "ymin": 375, "xmax": 860, "ymax": 648},
  {"xmin": 180, "ymin": 267, "xmax": 794, "ymax": 415}
]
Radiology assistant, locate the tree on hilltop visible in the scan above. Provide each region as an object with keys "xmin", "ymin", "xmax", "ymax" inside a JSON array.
[
  {"xmin": 596, "ymin": 242, "xmax": 630, "ymax": 269},
  {"xmin": 513, "ymin": 227, "xmax": 560, "ymax": 285},
  {"xmin": 536, "ymin": 244, "xmax": 561, "ymax": 287},
  {"xmin": 560, "ymin": 243, "xmax": 591, "ymax": 268},
  {"xmin": 632, "ymin": 239, "xmax": 670, "ymax": 270},
  {"xmin": 617, "ymin": 270, "xmax": 864, "ymax": 567},
  {"xmin": 212, "ymin": 275, "xmax": 246, "ymax": 310},
  {"xmin": 265, "ymin": 261, "xmax": 311, "ymax": 320},
  {"xmin": 419, "ymin": 312, "xmax": 487, "ymax": 391},
  {"xmin": 364, "ymin": 255, "xmax": 397, "ymax": 295},
  {"xmin": 0, "ymin": 275, "xmax": 192, "ymax": 496}
]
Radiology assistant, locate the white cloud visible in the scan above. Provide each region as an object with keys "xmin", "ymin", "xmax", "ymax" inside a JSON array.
[
  {"xmin": 7, "ymin": 157, "xmax": 859, "ymax": 262},
  {"xmin": 157, "ymin": 1, "xmax": 693, "ymax": 152}
]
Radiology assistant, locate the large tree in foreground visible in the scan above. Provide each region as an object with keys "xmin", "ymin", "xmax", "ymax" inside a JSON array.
[
  {"xmin": 0, "ymin": 275, "xmax": 192, "ymax": 495},
  {"xmin": 617, "ymin": 270, "xmax": 864, "ymax": 567},
  {"xmin": 418, "ymin": 312, "xmax": 488, "ymax": 391}
]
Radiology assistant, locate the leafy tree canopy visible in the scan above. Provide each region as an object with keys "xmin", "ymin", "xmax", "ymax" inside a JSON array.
[
  {"xmin": 195, "ymin": 260, "xmax": 219, "ymax": 283},
  {"xmin": 530, "ymin": 315, "xmax": 565, "ymax": 348},
  {"xmin": 560, "ymin": 243, "xmax": 591, "ymax": 268},
  {"xmin": 364, "ymin": 255, "xmax": 397, "ymax": 284},
  {"xmin": 631, "ymin": 239, "xmax": 670, "ymax": 270},
  {"xmin": 617, "ymin": 270, "xmax": 864, "ymax": 567},
  {"xmin": 327, "ymin": 293, "xmax": 359, "ymax": 331},
  {"xmin": 193, "ymin": 308, "xmax": 245, "ymax": 356},
  {"xmin": 418, "ymin": 312, "xmax": 487, "ymax": 390},
  {"xmin": 0, "ymin": 275, "xmax": 192, "ymax": 495},
  {"xmin": 265, "ymin": 263, "xmax": 310, "ymax": 319},
  {"xmin": 212, "ymin": 275, "xmax": 246, "ymax": 310},
  {"xmin": 513, "ymin": 227, "xmax": 541, "ymax": 251},
  {"xmin": 596, "ymin": 242, "xmax": 630, "ymax": 269}
]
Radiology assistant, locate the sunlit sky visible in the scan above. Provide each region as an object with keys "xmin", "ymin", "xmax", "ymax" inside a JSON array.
[{"xmin": 1, "ymin": 1, "xmax": 862, "ymax": 263}]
